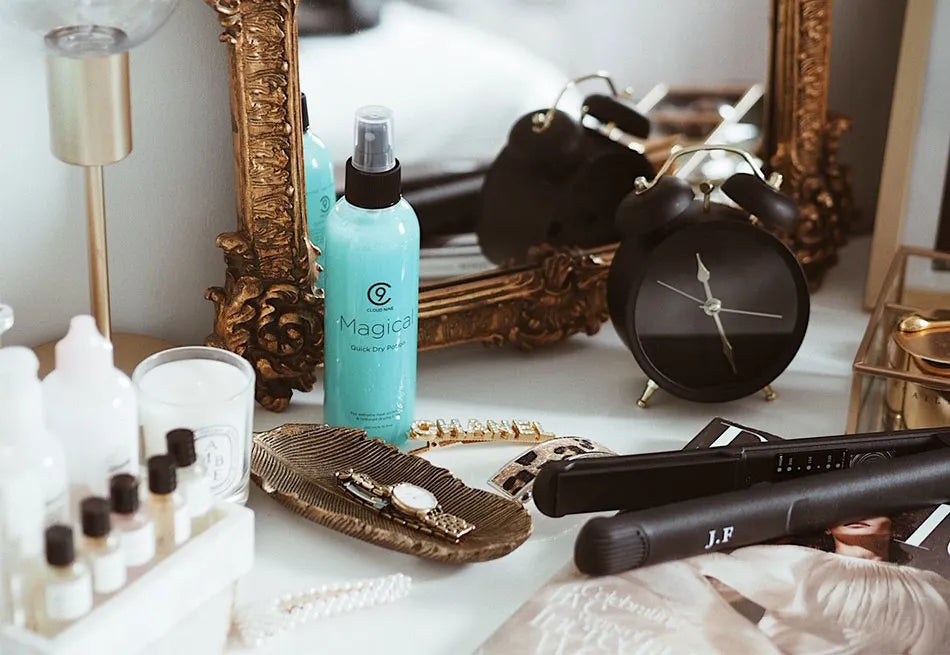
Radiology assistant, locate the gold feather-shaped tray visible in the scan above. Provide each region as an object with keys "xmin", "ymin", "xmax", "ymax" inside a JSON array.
[{"xmin": 251, "ymin": 423, "xmax": 533, "ymax": 563}]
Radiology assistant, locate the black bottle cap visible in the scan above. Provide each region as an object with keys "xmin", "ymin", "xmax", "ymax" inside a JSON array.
[
  {"xmin": 80, "ymin": 497, "xmax": 112, "ymax": 538},
  {"xmin": 166, "ymin": 428, "xmax": 197, "ymax": 467},
  {"xmin": 45, "ymin": 525, "xmax": 75, "ymax": 566},
  {"xmin": 343, "ymin": 157, "xmax": 402, "ymax": 209},
  {"xmin": 148, "ymin": 454, "xmax": 177, "ymax": 495},
  {"xmin": 301, "ymin": 92, "xmax": 311, "ymax": 133},
  {"xmin": 110, "ymin": 474, "xmax": 140, "ymax": 514}
]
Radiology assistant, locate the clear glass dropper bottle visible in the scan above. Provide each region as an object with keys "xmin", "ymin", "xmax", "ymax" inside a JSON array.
[
  {"xmin": 166, "ymin": 429, "xmax": 214, "ymax": 535},
  {"xmin": 109, "ymin": 473, "xmax": 155, "ymax": 575},
  {"xmin": 79, "ymin": 497, "xmax": 126, "ymax": 597},
  {"xmin": 146, "ymin": 455, "xmax": 190, "ymax": 558}
]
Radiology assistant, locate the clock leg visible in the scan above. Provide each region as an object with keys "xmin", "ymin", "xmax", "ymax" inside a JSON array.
[
  {"xmin": 637, "ymin": 379, "xmax": 661, "ymax": 408},
  {"xmin": 762, "ymin": 385, "xmax": 777, "ymax": 401}
]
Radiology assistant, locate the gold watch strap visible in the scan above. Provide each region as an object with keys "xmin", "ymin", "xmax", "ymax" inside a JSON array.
[
  {"xmin": 418, "ymin": 508, "xmax": 475, "ymax": 542},
  {"xmin": 338, "ymin": 470, "xmax": 393, "ymax": 500}
]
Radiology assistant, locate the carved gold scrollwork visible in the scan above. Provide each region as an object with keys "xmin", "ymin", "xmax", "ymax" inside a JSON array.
[
  {"xmin": 206, "ymin": 0, "xmax": 852, "ymax": 409},
  {"xmin": 769, "ymin": 0, "xmax": 852, "ymax": 284},
  {"xmin": 205, "ymin": 0, "xmax": 321, "ymax": 410}
]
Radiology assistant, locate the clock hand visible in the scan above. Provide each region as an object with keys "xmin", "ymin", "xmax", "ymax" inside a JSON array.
[
  {"xmin": 695, "ymin": 253, "xmax": 714, "ymax": 302},
  {"xmin": 712, "ymin": 313, "xmax": 738, "ymax": 375},
  {"xmin": 716, "ymin": 307, "xmax": 784, "ymax": 320},
  {"xmin": 656, "ymin": 280, "xmax": 704, "ymax": 304}
]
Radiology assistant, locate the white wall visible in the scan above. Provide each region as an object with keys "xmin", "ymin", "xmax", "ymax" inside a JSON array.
[
  {"xmin": 422, "ymin": 0, "xmax": 770, "ymax": 94},
  {"xmin": 901, "ymin": 0, "xmax": 950, "ymax": 291},
  {"xmin": 0, "ymin": 0, "xmax": 234, "ymax": 348},
  {"xmin": 0, "ymin": 0, "xmax": 914, "ymax": 351}
]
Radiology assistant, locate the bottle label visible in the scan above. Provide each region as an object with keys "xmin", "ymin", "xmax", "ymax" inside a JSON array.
[
  {"xmin": 121, "ymin": 523, "xmax": 156, "ymax": 568},
  {"xmin": 184, "ymin": 475, "xmax": 213, "ymax": 519},
  {"xmin": 45, "ymin": 575, "xmax": 93, "ymax": 621},
  {"xmin": 326, "ymin": 265, "xmax": 418, "ymax": 439},
  {"xmin": 91, "ymin": 549, "xmax": 127, "ymax": 594},
  {"xmin": 174, "ymin": 506, "xmax": 191, "ymax": 546},
  {"xmin": 44, "ymin": 483, "xmax": 70, "ymax": 526},
  {"xmin": 106, "ymin": 442, "xmax": 135, "ymax": 477},
  {"xmin": 194, "ymin": 426, "xmax": 240, "ymax": 497},
  {"xmin": 324, "ymin": 234, "xmax": 420, "ymax": 442},
  {"xmin": 307, "ymin": 181, "xmax": 337, "ymax": 253}
]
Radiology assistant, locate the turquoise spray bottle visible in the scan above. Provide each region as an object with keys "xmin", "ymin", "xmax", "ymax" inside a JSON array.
[
  {"xmin": 301, "ymin": 93, "xmax": 336, "ymax": 289},
  {"xmin": 323, "ymin": 106, "xmax": 420, "ymax": 446}
]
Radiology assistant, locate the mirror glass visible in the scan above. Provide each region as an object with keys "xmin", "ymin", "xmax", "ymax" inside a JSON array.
[{"xmin": 297, "ymin": 0, "xmax": 770, "ymax": 284}]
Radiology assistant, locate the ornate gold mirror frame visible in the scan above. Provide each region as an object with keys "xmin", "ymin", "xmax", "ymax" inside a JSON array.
[{"xmin": 204, "ymin": 0, "xmax": 851, "ymax": 411}]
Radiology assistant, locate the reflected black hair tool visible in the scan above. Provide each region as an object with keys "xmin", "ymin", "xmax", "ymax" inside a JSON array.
[
  {"xmin": 574, "ymin": 446, "xmax": 950, "ymax": 576},
  {"xmin": 534, "ymin": 427, "xmax": 950, "ymax": 517}
]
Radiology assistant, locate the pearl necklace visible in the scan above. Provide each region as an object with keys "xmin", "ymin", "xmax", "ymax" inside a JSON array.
[{"xmin": 233, "ymin": 573, "xmax": 412, "ymax": 647}]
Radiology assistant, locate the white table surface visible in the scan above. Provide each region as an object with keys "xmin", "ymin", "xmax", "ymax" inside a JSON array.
[{"xmin": 227, "ymin": 239, "xmax": 873, "ymax": 654}]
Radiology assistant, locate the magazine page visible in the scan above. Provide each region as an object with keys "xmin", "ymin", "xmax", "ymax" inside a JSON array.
[{"xmin": 478, "ymin": 419, "xmax": 950, "ymax": 654}]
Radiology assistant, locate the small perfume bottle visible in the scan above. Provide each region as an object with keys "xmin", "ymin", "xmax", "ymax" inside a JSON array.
[
  {"xmin": 109, "ymin": 474, "xmax": 155, "ymax": 573},
  {"xmin": 165, "ymin": 429, "xmax": 214, "ymax": 534},
  {"xmin": 146, "ymin": 455, "xmax": 190, "ymax": 557},
  {"xmin": 42, "ymin": 525, "xmax": 92, "ymax": 636},
  {"xmin": 79, "ymin": 497, "xmax": 126, "ymax": 597}
]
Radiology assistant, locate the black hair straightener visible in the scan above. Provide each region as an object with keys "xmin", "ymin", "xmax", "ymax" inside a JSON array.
[{"xmin": 534, "ymin": 427, "xmax": 950, "ymax": 518}]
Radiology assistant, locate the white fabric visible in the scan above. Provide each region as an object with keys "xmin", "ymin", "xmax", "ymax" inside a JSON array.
[
  {"xmin": 297, "ymin": 1, "xmax": 577, "ymax": 166},
  {"xmin": 696, "ymin": 546, "xmax": 950, "ymax": 654},
  {"xmin": 479, "ymin": 546, "xmax": 950, "ymax": 654}
]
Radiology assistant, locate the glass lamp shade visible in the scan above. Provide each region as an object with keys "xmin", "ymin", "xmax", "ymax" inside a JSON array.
[{"xmin": 0, "ymin": 0, "xmax": 179, "ymax": 56}]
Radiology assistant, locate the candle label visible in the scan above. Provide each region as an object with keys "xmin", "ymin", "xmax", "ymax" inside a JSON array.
[
  {"xmin": 194, "ymin": 425, "xmax": 240, "ymax": 496},
  {"xmin": 92, "ymin": 549, "xmax": 127, "ymax": 594},
  {"xmin": 121, "ymin": 523, "xmax": 156, "ymax": 567},
  {"xmin": 174, "ymin": 506, "xmax": 192, "ymax": 545},
  {"xmin": 45, "ymin": 575, "xmax": 93, "ymax": 621}
]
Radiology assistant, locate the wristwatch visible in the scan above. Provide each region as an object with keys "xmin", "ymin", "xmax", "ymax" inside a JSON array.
[{"xmin": 336, "ymin": 469, "xmax": 476, "ymax": 542}]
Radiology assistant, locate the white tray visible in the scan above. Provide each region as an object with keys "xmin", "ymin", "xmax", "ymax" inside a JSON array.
[{"xmin": 0, "ymin": 503, "xmax": 254, "ymax": 654}]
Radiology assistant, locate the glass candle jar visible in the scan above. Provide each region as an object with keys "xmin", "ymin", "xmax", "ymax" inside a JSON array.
[{"xmin": 132, "ymin": 347, "xmax": 254, "ymax": 504}]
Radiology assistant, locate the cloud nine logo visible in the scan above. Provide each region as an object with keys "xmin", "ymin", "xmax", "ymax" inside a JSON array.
[{"xmin": 367, "ymin": 282, "xmax": 391, "ymax": 306}]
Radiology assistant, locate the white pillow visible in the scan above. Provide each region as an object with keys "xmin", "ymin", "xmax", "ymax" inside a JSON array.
[{"xmin": 298, "ymin": 1, "xmax": 578, "ymax": 166}]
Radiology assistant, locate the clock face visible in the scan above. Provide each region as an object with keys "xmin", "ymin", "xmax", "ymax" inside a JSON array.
[
  {"xmin": 627, "ymin": 221, "xmax": 809, "ymax": 402},
  {"xmin": 391, "ymin": 483, "xmax": 439, "ymax": 512}
]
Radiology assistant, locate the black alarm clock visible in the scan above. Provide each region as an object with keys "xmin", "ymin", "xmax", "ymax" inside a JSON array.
[
  {"xmin": 478, "ymin": 72, "xmax": 653, "ymax": 265},
  {"xmin": 607, "ymin": 145, "xmax": 809, "ymax": 406}
]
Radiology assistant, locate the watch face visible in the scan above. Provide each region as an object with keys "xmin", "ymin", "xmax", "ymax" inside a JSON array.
[
  {"xmin": 626, "ymin": 220, "xmax": 809, "ymax": 402},
  {"xmin": 391, "ymin": 483, "xmax": 439, "ymax": 512}
]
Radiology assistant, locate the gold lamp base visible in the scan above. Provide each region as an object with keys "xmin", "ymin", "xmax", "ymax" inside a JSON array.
[
  {"xmin": 46, "ymin": 51, "xmax": 132, "ymax": 343},
  {"xmin": 35, "ymin": 332, "xmax": 175, "ymax": 378}
]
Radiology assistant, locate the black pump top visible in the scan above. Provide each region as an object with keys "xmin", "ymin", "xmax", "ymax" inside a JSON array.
[
  {"xmin": 110, "ymin": 474, "xmax": 140, "ymax": 514},
  {"xmin": 167, "ymin": 428, "xmax": 198, "ymax": 467},
  {"xmin": 344, "ymin": 106, "xmax": 401, "ymax": 209},
  {"xmin": 148, "ymin": 454, "xmax": 178, "ymax": 495},
  {"xmin": 344, "ymin": 158, "xmax": 401, "ymax": 209},
  {"xmin": 45, "ymin": 525, "xmax": 75, "ymax": 566},
  {"xmin": 301, "ymin": 92, "xmax": 311, "ymax": 133},
  {"xmin": 80, "ymin": 497, "xmax": 112, "ymax": 538}
]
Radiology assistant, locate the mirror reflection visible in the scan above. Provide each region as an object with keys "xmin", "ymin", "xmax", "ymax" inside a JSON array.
[{"xmin": 297, "ymin": 0, "xmax": 770, "ymax": 282}]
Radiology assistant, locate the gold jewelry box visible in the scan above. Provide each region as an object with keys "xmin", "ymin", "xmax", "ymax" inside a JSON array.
[{"xmin": 850, "ymin": 247, "xmax": 950, "ymax": 433}]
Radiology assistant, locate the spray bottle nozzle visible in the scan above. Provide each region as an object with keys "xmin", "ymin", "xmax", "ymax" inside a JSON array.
[{"xmin": 352, "ymin": 105, "xmax": 395, "ymax": 174}]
